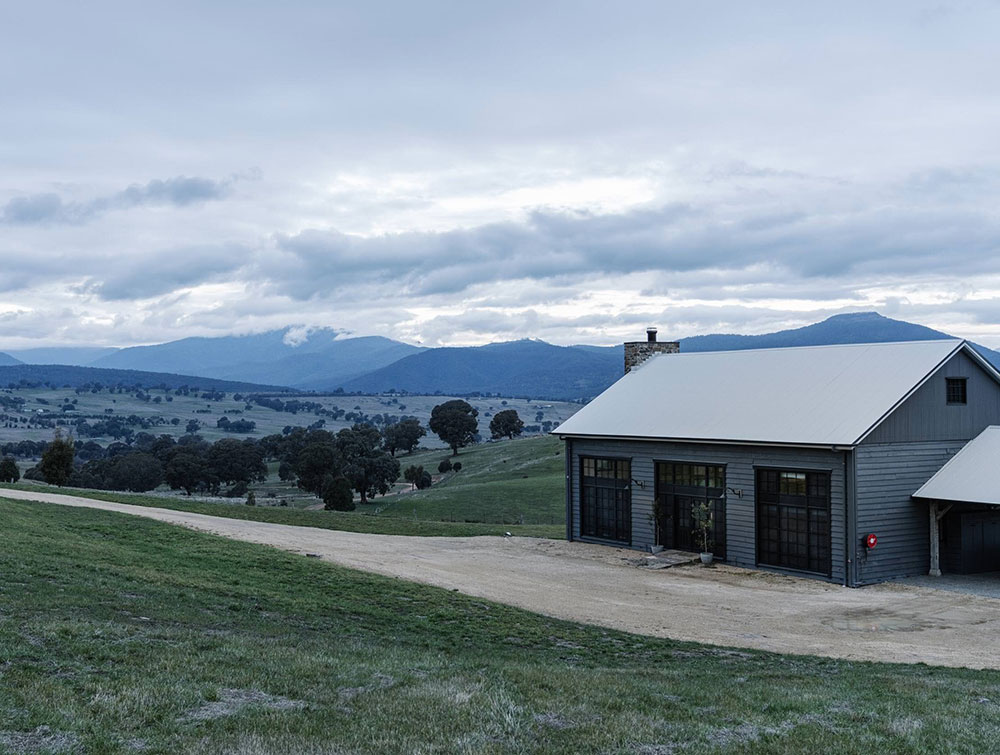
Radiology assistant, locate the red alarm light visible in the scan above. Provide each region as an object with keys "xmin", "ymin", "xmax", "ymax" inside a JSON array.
[{"xmin": 865, "ymin": 533, "xmax": 878, "ymax": 549}]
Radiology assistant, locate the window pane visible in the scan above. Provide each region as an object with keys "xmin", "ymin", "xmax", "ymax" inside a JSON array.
[{"xmin": 780, "ymin": 472, "xmax": 806, "ymax": 496}]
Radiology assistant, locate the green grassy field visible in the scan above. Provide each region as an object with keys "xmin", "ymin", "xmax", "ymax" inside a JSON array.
[
  {"xmin": 376, "ymin": 435, "xmax": 565, "ymax": 525},
  {"xmin": 0, "ymin": 483, "xmax": 561, "ymax": 539},
  {"xmin": 2, "ymin": 434, "xmax": 567, "ymax": 536},
  {"xmin": 2, "ymin": 497, "xmax": 999, "ymax": 754}
]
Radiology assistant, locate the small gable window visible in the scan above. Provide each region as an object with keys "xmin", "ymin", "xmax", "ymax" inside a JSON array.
[{"xmin": 946, "ymin": 377, "xmax": 967, "ymax": 405}]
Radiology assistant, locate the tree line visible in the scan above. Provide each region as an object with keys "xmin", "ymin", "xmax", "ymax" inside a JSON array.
[{"xmin": 5, "ymin": 401, "xmax": 528, "ymax": 508}]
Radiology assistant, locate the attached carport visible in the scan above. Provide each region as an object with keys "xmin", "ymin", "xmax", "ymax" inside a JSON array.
[{"xmin": 913, "ymin": 426, "xmax": 1000, "ymax": 576}]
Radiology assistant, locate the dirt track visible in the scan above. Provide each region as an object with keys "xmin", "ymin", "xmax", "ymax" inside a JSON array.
[{"xmin": 5, "ymin": 487, "xmax": 1000, "ymax": 670}]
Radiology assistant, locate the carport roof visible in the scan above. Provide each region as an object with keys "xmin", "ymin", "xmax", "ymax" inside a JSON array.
[
  {"xmin": 913, "ymin": 426, "xmax": 1000, "ymax": 506},
  {"xmin": 555, "ymin": 339, "xmax": 999, "ymax": 447}
]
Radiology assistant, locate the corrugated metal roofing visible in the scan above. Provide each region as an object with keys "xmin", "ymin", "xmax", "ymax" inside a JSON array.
[
  {"xmin": 555, "ymin": 339, "xmax": 969, "ymax": 447},
  {"xmin": 913, "ymin": 426, "xmax": 1000, "ymax": 505}
]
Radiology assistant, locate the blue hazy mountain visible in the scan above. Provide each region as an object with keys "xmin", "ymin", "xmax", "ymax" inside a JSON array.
[
  {"xmin": 90, "ymin": 329, "xmax": 423, "ymax": 388},
  {"xmin": 5, "ymin": 346, "xmax": 119, "ymax": 366},
  {"xmin": 0, "ymin": 351, "xmax": 23, "ymax": 366},
  {"xmin": 0, "ymin": 364, "xmax": 288, "ymax": 392},
  {"xmin": 340, "ymin": 313, "xmax": 1000, "ymax": 399},
  {"xmin": 6, "ymin": 312, "xmax": 997, "ymax": 399},
  {"xmin": 678, "ymin": 312, "xmax": 1000, "ymax": 371},
  {"xmin": 342, "ymin": 339, "xmax": 621, "ymax": 398},
  {"xmin": 678, "ymin": 311, "xmax": 950, "ymax": 352}
]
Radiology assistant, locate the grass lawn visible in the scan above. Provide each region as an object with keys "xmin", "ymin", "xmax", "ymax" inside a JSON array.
[
  {"xmin": 2, "ymin": 497, "xmax": 1000, "ymax": 754},
  {"xmin": 0, "ymin": 482, "xmax": 561, "ymax": 539},
  {"xmin": 375, "ymin": 435, "xmax": 565, "ymax": 525}
]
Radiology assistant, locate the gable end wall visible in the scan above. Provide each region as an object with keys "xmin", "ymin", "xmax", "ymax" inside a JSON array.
[{"xmin": 862, "ymin": 351, "xmax": 1000, "ymax": 444}]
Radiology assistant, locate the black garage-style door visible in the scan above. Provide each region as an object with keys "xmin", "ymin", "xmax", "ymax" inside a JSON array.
[
  {"xmin": 756, "ymin": 469, "xmax": 831, "ymax": 575},
  {"xmin": 655, "ymin": 462, "xmax": 727, "ymax": 559},
  {"xmin": 580, "ymin": 457, "xmax": 631, "ymax": 542}
]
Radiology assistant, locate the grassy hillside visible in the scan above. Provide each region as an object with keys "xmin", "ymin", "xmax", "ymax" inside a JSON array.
[
  {"xmin": 377, "ymin": 434, "xmax": 565, "ymax": 525},
  {"xmin": 2, "ymin": 498, "xmax": 998, "ymax": 753},
  {"xmin": 0, "ymin": 483, "xmax": 561, "ymax": 538}
]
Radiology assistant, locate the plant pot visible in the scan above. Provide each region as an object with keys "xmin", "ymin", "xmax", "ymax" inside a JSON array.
[{"xmin": 699, "ymin": 552, "xmax": 714, "ymax": 565}]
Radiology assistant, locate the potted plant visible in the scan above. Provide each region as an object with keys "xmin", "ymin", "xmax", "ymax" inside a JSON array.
[{"xmin": 693, "ymin": 500, "xmax": 715, "ymax": 565}]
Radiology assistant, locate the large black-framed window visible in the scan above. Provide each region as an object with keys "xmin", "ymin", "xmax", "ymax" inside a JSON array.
[
  {"xmin": 580, "ymin": 457, "xmax": 631, "ymax": 542},
  {"xmin": 946, "ymin": 377, "xmax": 968, "ymax": 405},
  {"xmin": 654, "ymin": 462, "xmax": 726, "ymax": 558},
  {"xmin": 756, "ymin": 468, "xmax": 831, "ymax": 575}
]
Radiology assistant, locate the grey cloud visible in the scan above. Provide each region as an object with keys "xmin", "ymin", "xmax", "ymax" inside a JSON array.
[
  {"xmin": 85, "ymin": 243, "xmax": 252, "ymax": 301},
  {"xmin": 2, "ymin": 174, "xmax": 246, "ymax": 226},
  {"xmin": 261, "ymin": 198, "xmax": 1000, "ymax": 303}
]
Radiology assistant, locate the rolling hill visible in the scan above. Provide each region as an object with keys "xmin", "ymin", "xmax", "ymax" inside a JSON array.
[
  {"xmin": 3, "ymin": 312, "xmax": 997, "ymax": 399},
  {"xmin": 0, "ymin": 352, "xmax": 23, "ymax": 366},
  {"xmin": 0, "ymin": 364, "xmax": 289, "ymax": 392},
  {"xmin": 90, "ymin": 329, "xmax": 422, "ymax": 388},
  {"xmin": 5, "ymin": 347, "xmax": 119, "ymax": 366},
  {"xmin": 342, "ymin": 339, "xmax": 621, "ymax": 399}
]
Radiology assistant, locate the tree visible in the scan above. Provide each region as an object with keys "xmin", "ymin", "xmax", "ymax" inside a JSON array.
[
  {"xmin": 429, "ymin": 400, "xmax": 479, "ymax": 456},
  {"xmin": 383, "ymin": 418, "xmax": 426, "ymax": 456},
  {"xmin": 39, "ymin": 431, "xmax": 75, "ymax": 486},
  {"xmin": 336, "ymin": 424, "xmax": 400, "ymax": 503},
  {"xmin": 489, "ymin": 409, "xmax": 524, "ymax": 440},
  {"xmin": 185, "ymin": 419, "xmax": 200, "ymax": 434},
  {"xmin": 0, "ymin": 456, "xmax": 19, "ymax": 483},
  {"xmin": 278, "ymin": 460, "xmax": 295, "ymax": 482},
  {"xmin": 294, "ymin": 441, "xmax": 342, "ymax": 496},
  {"xmin": 403, "ymin": 464, "xmax": 423, "ymax": 490},
  {"xmin": 322, "ymin": 475, "xmax": 355, "ymax": 511},
  {"xmin": 437, "ymin": 458, "xmax": 453, "ymax": 474},
  {"xmin": 105, "ymin": 452, "xmax": 164, "ymax": 492},
  {"xmin": 164, "ymin": 449, "xmax": 212, "ymax": 495},
  {"xmin": 207, "ymin": 438, "xmax": 267, "ymax": 486}
]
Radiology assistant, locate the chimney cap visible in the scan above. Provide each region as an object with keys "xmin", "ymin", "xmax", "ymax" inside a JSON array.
[{"xmin": 646, "ymin": 327, "xmax": 657, "ymax": 342}]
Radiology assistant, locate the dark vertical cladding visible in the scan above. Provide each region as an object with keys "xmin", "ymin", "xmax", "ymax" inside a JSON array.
[{"xmin": 624, "ymin": 327, "xmax": 679, "ymax": 373}]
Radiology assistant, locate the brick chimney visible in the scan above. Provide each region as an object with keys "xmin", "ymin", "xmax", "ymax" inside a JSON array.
[{"xmin": 624, "ymin": 327, "xmax": 679, "ymax": 373}]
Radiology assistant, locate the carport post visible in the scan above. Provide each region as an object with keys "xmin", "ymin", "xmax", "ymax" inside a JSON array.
[
  {"xmin": 928, "ymin": 501, "xmax": 953, "ymax": 577},
  {"xmin": 929, "ymin": 502, "xmax": 941, "ymax": 577}
]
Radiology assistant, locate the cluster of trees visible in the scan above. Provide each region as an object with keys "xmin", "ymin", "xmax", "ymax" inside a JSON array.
[
  {"xmin": 14, "ymin": 399, "xmax": 529, "ymax": 505},
  {"xmin": 25, "ymin": 433, "xmax": 267, "ymax": 495},
  {"xmin": 216, "ymin": 416, "xmax": 257, "ymax": 433},
  {"xmin": 0, "ymin": 439, "xmax": 48, "ymax": 458}
]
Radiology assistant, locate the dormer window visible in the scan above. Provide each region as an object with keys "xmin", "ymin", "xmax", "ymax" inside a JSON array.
[{"xmin": 946, "ymin": 377, "xmax": 967, "ymax": 405}]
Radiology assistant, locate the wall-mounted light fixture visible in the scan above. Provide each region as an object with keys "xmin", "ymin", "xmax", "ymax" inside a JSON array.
[{"xmin": 630, "ymin": 478, "xmax": 646, "ymax": 490}]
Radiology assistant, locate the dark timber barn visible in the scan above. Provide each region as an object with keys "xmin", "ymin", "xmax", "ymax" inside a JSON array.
[{"xmin": 554, "ymin": 332, "xmax": 1000, "ymax": 586}]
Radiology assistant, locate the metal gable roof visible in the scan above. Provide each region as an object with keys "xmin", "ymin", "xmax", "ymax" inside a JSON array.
[
  {"xmin": 555, "ymin": 339, "xmax": 971, "ymax": 447},
  {"xmin": 913, "ymin": 426, "xmax": 1000, "ymax": 506}
]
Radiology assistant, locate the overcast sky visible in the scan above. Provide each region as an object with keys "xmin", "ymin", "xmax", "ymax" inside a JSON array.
[{"xmin": 2, "ymin": 1, "xmax": 1000, "ymax": 350}]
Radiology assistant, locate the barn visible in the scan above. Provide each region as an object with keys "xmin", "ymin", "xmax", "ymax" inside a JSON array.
[{"xmin": 554, "ymin": 331, "xmax": 1000, "ymax": 586}]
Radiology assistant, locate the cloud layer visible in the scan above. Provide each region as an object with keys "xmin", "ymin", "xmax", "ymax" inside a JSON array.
[{"xmin": 1, "ymin": 1, "xmax": 1000, "ymax": 349}]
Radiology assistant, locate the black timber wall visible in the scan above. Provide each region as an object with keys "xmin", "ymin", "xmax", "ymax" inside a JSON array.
[
  {"xmin": 567, "ymin": 438, "xmax": 848, "ymax": 584},
  {"xmin": 863, "ymin": 351, "xmax": 1000, "ymax": 444},
  {"xmin": 853, "ymin": 441, "xmax": 966, "ymax": 584},
  {"xmin": 853, "ymin": 348, "xmax": 1000, "ymax": 584}
]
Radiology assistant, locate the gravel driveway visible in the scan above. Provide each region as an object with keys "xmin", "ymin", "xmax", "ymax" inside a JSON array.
[{"xmin": 5, "ymin": 487, "xmax": 1000, "ymax": 670}]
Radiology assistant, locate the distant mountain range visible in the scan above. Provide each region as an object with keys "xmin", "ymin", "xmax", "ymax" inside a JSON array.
[
  {"xmin": 342, "ymin": 339, "xmax": 621, "ymax": 398},
  {"xmin": 3, "ymin": 313, "xmax": 999, "ymax": 400},
  {"xmin": 0, "ymin": 363, "xmax": 288, "ymax": 392}
]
